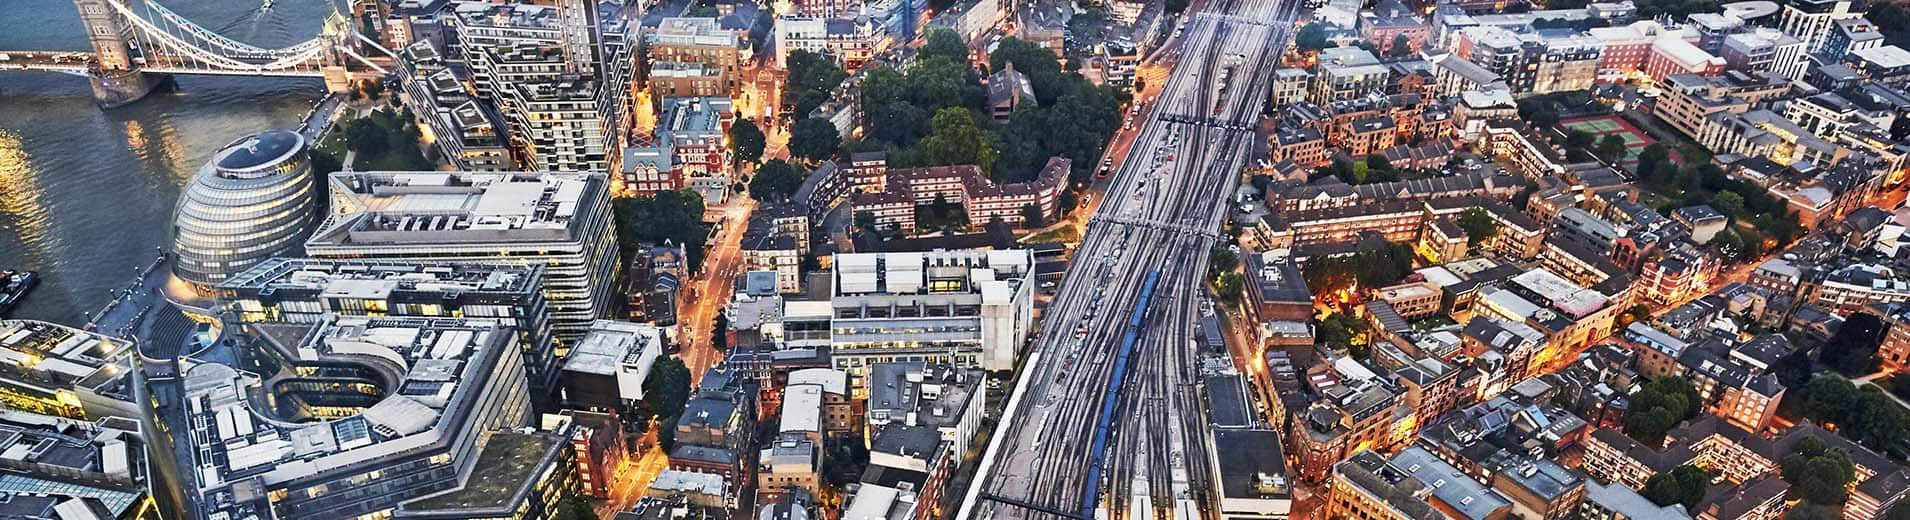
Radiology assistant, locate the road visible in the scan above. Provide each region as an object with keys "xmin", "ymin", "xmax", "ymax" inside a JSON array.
[
  {"xmin": 678, "ymin": 196, "xmax": 758, "ymax": 384},
  {"xmin": 595, "ymin": 448, "xmax": 671, "ymax": 517},
  {"xmin": 961, "ymin": 0, "xmax": 1300, "ymax": 516}
]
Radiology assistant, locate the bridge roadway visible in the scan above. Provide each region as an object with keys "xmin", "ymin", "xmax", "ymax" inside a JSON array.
[
  {"xmin": 963, "ymin": 0, "xmax": 1302, "ymax": 516},
  {"xmin": 0, "ymin": 50, "xmax": 330, "ymax": 77}
]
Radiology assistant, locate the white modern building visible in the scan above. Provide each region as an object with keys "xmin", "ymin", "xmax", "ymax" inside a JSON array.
[
  {"xmin": 559, "ymin": 320, "xmax": 667, "ymax": 411},
  {"xmin": 829, "ymin": 249, "xmax": 1035, "ymax": 372},
  {"xmin": 304, "ymin": 171, "xmax": 619, "ymax": 341}
]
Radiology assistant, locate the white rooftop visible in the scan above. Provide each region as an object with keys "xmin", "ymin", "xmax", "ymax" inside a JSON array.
[{"xmin": 780, "ymin": 384, "xmax": 824, "ymax": 434}]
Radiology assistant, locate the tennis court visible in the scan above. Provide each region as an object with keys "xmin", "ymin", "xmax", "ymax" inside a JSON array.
[
  {"xmin": 1556, "ymin": 115, "xmax": 1664, "ymax": 172},
  {"xmin": 1561, "ymin": 118, "xmax": 1625, "ymax": 133}
]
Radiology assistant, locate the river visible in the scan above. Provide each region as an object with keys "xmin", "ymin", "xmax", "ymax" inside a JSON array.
[{"xmin": 0, "ymin": 0, "xmax": 331, "ymax": 325}]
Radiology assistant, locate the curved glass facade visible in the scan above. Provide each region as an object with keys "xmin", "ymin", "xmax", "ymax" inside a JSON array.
[{"xmin": 171, "ymin": 131, "xmax": 319, "ymax": 288}]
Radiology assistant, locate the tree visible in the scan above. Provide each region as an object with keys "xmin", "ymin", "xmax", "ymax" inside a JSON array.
[
  {"xmin": 656, "ymin": 415, "xmax": 678, "ymax": 452},
  {"xmin": 1317, "ymin": 313, "xmax": 1370, "ymax": 358},
  {"xmin": 1388, "ymin": 34, "xmax": 1414, "ymax": 57},
  {"xmin": 921, "ymin": 28, "xmax": 969, "ymax": 63},
  {"xmin": 1889, "ymin": 499, "xmax": 1910, "ymax": 520},
  {"xmin": 790, "ymin": 118, "xmax": 841, "ymax": 162},
  {"xmin": 1295, "ymin": 23, "xmax": 1330, "ymax": 52},
  {"xmin": 1365, "ymin": 154, "xmax": 1395, "ymax": 173},
  {"xmin": 1780, "ymin": 436, "xmax": 1858, "ymax": 506},
  {"xmin": 1455, "ymin": 207, "xmax": 1499, "ymax": 247},
  {"xmin": 551, "ymin": 496, "xmax": 597, "ymax": 520},
  {"xmin": 612, "ymin": 190, "xmax": 709, "ymax": 268},
  {"xmin": 1786, "ymin": 504, "xmax": 1843, "ymax": 520},
  {"xmin": 1637, "ymin": 143, "xmax": 1671, "ymax": 180},
  {"xmin": 1820, "ymin": 312, "xmax": 1884, "ymax": 375},
  {"xmin": 1019, "ymin": 203, "xmax": 1045, "ymax": 228},
  {"xmin": 1596, "ymin": 134, "xmax": 1628, "ymax": 162},
  {"xmin": 361, "ymin": 80, "xmax": 385, "ymax": 100},
  {"xmin": 1799, "ymin": 377, "xmax": 1862, "ymax": 426},
  {"xmin": 1214, "ymin": 272, "xmax": 1244, "ymax": 301},
  {"xmin": 1625, "ymin": 377, "xmax": 1702, "ymax": 445},
  {"xmin": 989, "ymin": 37, "xmax": 1066, "ymax": 105},
  {"xmin": 1209, "ymin": 243, "xmax": 1239, "ymax": 278},
  {"xmin": 1641, "ymin": 465, "xmax": 1710, "ymax": 510},
  {"xmin": 712, "ymin": 312, "xmax": 730, "ymax": 351},
  {"xmin": 641, "ymin": 356, "xmax": 692, "ymax": 419},
  {"xmin": 785, "ymin": 50, "xmax": 848, "ymax": 118},
  {"xmin": 310, "ymin": 149, "xmax": 343, "ymax": 177},
  {"xmin": 1564, "ymin": 129, "xmax": 1596, "ymax": 150},
  {"xmin": 1711, "ymin": 192, "xmax": 1746, "ymax": 220},
  {"xmin": 729, "ymin": 118, "xmax": 766, "ymax": 166},
  {"xmin": 748, "ymin": 159, "xmax": 805, "ymax": 201},
  {"xmin": 916, "ymin": 108, "xmax": 998, "ymax": 174},
  {"xmin": 1846, "ymin": 386, "xmax": 1910, "ymax": 454},
  {"xmin": 1165, "ymin": 0, "xmax": 1189, "ymax": 13}
]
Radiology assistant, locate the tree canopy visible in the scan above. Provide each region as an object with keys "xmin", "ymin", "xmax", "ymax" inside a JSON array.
[
  {"xmin": 728, "ymin": 117, "xmax": 765, "ymax": 166},
  {"xmin": 1794, "ymin": 377, "xmax": 1910, "ymax": 456},
  {"xmin": 911, "ymin": 108, "xmax": 998, "ymax": 174},
  {"xmin": 1641, "ymin": 465, "xmax": 1710, "ymax": 510},
  {"xmin": 1209, "ymin": 243, "xmax": 1239, "ymax": 279},
  {"xmin": 790, "ymin": 118, "xmax": 841, "ymax": 162},
  {"xmin": 641, "ymin": 356, "xmax": 692, "ymax": 420},
  {"xmin": 1786, "ymin": 504, "xmax": 1843, "ymax": 520},
  {"xmin": 1215, "ymin": 271, "xmax": 1245, "ymax": 301},
  {"xmin": 1595, "ymin": 134, "xmax": 1628, "ymax": 161},
  {"xmin": 785, "ymin": 50, "xmax": 847, "ymax": 119},
  {"xmin": 1455, "ymin": 207, "xmax": 1499, "ymax": 247},
  {"xmin": 612, "ymin": 190, "xmax": 708, "ymax": 268},
  {"xmin": 1820, "ymin": 312, "xmax": 1884, "ymax": 375},
  {"xmin": 1318, "ymin": 313, "xmax": 1370, "ymax": 359},
  {"xmin": 1301, "ymin": 242, "xmax": 1415, "ymax": 297},
  {"xmin": 1295, "ymin": 23, "xmax": 1329, "ymax": 52},
  {"xmin": 920, "ymin": 28, "xmax": 969, "ymax": 63},
  {"xmin": 1780, "ymin": 435, "xmax": 1858, "ymax": 507},
  {"xmin": 1625, "ymin": 377, "xmax": 1702, "ymax": 446},
  {"xmin": 748, "ymin": 159, "xmax": 805, "ymax": 201}
]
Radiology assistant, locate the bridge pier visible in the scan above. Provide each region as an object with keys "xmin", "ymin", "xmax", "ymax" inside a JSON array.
[{"xmin": 88, "ymin": 67, "xmax": 167, "ymax": 108}]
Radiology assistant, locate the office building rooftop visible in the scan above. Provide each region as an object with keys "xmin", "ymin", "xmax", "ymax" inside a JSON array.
[
  {"xmin": 0, "ymin": 320, "xmax": 136, "ymax": 418},
  {"xmin": 562, "ymin": 320, "xmax": 665, "ymax": 377},
  {"xmin": 1214, "ymin": 429, "xmax": 1291, "ymax": 501},
  {"xmin": 310, "ymin": 171, "xmax": 607, "ymax": 248},
  {"xmin": 0, "ymin": 409, "xmax": 146, "ymax": 519},
  {"xmin": 395, "ymin": 427, "xmax": 566, "ymax": 515},
  {"xmin": 184, "ymin": 316, "xmax": 516, "ymax": 499},
  {"xmin": 866, "ymin": 363, "xmax": 980, "ymax": 430},
  {"xmin": 218, "ymin": 258, "xmax": 542, "ymax": 300}
]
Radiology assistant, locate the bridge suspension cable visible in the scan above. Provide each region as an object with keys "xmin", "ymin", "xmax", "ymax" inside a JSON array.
[{"xmin": 98, "ymin": 0, "xmax": 336, "ymax": 74}]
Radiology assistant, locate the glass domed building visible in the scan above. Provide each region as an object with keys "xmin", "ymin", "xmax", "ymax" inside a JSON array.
[{"xmin": 171, "ymin": 130, "xmax": 320, "ymax": 290}]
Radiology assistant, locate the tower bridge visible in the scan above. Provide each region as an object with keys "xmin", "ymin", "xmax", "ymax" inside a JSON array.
[{"xmin": 2, "ymin": 0, "xmax": 392, "ymax": 107}]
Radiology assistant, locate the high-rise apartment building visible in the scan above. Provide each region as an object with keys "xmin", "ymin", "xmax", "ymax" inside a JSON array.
[
  {"xmin": 449, "ymin": 0, "xmax": 632, "ymax": 172},
  {"xmin": 305, "ymin": 171, "xmax": 619, "ymax": 342}
]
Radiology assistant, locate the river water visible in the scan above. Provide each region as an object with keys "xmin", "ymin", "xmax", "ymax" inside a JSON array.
[{"xmin": 0, "ymin": 0, "xmax": 330, "ymax": 325}]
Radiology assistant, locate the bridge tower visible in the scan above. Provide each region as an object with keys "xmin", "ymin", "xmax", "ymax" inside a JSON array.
[{"xmin": 73, "ymin": 0, "xmax": 165, "ymax": 107}]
